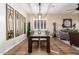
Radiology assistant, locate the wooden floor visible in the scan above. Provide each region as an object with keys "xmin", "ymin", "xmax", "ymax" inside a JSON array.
[{"xmin": 4, "ymin": 38, "xmax": 79, "ymax": 55}]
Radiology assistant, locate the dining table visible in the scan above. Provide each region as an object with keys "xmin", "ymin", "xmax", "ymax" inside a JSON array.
[{"xmin": 28, "ymin": 31, "xmax": 50, "ymax": 53}]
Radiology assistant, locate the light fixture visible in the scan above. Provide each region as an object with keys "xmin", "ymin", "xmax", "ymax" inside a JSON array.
[{"xmin": 38, "ymin": 3, "xmax": 42, "ymax": 20}]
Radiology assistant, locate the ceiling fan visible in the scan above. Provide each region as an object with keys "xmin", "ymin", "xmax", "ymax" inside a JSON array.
[{"xmin": 66, "ymin": 4, "xmax": 79, "ymax": 13}]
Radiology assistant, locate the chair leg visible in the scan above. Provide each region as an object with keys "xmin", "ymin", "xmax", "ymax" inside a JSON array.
[
  {"xmin": 37, "ymin": 41, "xmax": 39, "ymax": 47},
  {"xmin": 70, "ymin": 43, "xmax": 72, "ymax": 46}
]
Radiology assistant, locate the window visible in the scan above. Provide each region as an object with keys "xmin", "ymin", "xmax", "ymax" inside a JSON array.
[
  {"xmin": 44, "ymin": 20, "xmax": 46, "ymax": 29},
  {"xmin": 34, "ymin": 19, "xmax": 46, "ymax": 30},
  {"xmin": 41, "ymin": 20, "xmax": 43, "ymax": 29},
  {"xmin": 34, "ymin": 20, "xmax": 36, "ymax": 29}
]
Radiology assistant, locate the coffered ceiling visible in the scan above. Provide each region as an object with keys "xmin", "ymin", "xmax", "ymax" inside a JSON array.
[{"xmin": 13, "ymin": 3, "xmax": 79, "ymax": 14}]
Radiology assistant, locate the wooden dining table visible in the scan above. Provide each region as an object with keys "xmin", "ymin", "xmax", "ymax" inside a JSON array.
[{"xmin": 28, "ymin": 32, "xmax": 50, "ymax": 53}]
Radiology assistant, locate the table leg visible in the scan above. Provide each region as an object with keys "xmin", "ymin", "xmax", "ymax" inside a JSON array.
[
  {"xmin": 47, "ymin": 37, "xmax": 50, "ymax": 53},
  {"xmin": 28, "ymin": 37, "xmax": 32, "ymax": 53}
]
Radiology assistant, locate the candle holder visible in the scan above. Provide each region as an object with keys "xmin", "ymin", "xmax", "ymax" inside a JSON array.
[{"xmin": 38, "ymin": 30, "xmax": 41, "ymax": 34}]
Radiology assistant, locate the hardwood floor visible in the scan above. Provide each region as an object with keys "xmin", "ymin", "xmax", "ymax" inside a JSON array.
[{"xmin": 4, "ymin": 38, "xmax": 79, "ymax": 55}]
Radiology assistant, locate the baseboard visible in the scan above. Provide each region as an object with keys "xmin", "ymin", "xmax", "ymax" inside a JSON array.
[{"xmin": 0, "ymin": 37, "xmax": 26, "ymax": 55}]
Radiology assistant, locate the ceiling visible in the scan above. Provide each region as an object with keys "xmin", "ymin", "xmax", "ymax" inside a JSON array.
[{"xmin": 14, "ymin": 3, "xmax": 79, "ymax": 14}]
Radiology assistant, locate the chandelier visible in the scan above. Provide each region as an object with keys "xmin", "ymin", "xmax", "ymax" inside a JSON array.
[{"xmin": 38, "ymin": 3, "xmax": 42, "ymax": 20}]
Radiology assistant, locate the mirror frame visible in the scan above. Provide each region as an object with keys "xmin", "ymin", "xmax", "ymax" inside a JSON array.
[{"xmin": 6, "ymin": 4, "xmax": 14, "ymax": 40}]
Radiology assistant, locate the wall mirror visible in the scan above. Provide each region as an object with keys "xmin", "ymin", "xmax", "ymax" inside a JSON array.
[
  {"xmin": 62, "ymin": 19, "xmax": 72, "ymax": 28},
  {"xmin": 6, "ymin": 4, "xmax": 14, "ymax": 39},
  {"xmin": 24, "ymin": 17, "xmax": 26, "ymax": 34},
  {"xmin": 15, "ymin": 11, "xmax": 25, "ymax": 36},
  {"xmin": 20, "ymin": 15, "xmax": 24, "ymax": 34},
  {"xmin": 15, "ymin": 10, "xmax": 21, "ymax": 36}
]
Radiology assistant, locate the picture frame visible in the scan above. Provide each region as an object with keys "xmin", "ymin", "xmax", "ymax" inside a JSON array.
[{"xmin": 62, "ymin": 19, "xmax": 72, "ymax": 28}]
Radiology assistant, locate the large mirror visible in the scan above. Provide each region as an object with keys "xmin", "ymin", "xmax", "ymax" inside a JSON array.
[
  {"xmin": 15, "ymin": 11, "xmax": 21, "ymax": 36},
  {"xmin": 24, "ymin": 17, "xmax": 26, "ymax": 34},
  {"xmin": 6, "ymin": 4, "xmax": 14, "ymax": 39},
  {"xmin": 20, "ymin": 15, "xmax": 24, "ymax": 34},
  {"xmin": 15, "ymin": 10, "xmax": 25, "ymax": 36}
]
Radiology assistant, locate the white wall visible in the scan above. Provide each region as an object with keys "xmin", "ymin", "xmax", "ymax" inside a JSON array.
[
  {"xmin": 47, "ymin": 14, "xmax": 79, "ymax": 34},
  {"xmin": 29, "ymin": 14, "xmax": 79, "ymax": 34},
  {"xmin": 0, "ymin": 3, "xmax": 27, "ymax": 54},
  {"xmin": 0, "ymin": 3, "xmax": 6, "ymax": 44}
]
